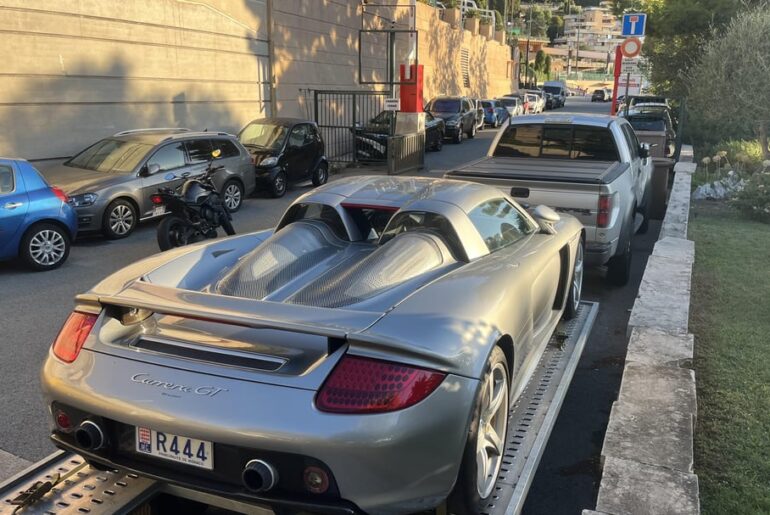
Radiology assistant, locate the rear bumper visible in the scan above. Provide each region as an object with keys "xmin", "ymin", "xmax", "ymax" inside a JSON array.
[
  {"xmin": 41, "ymin": 350, "xmax": 478, "ymax": 515},
  {"xmin": 585, "ymin": 240, "xmax": 616, "ymax": 266}
]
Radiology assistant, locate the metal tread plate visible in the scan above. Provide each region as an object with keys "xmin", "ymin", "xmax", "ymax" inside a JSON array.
[
  {"xmin": 484, "ymin": 301, "xmax": 599, "ymax": 515},
  {"xmin": 0, "ymin": 451, "xmax": 159, "ymax": 515}
]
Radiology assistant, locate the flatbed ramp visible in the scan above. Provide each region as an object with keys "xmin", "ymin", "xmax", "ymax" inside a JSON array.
[{"xmin": 1, "ymin": 302, "xmax": 598, "ymax": 515}]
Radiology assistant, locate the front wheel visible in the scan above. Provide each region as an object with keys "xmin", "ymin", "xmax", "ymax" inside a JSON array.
[
  {"xmin": 448, "ymin": 346, "xmax": 509, "ymax": 514},
  {"xmin": 453, "ymin": 129, "xmax": 463, "ymax": 144},
  {"xmin": 270, "ymin": 171, "xmax": 287, "ymax": 198},
  {"xmin": 564, "ymin": 240, "xmax": 584, "ymax": 319},
  {"xmin": 467, "ymin": 122, "xmax": 476, "ymax": 139},
  {"xmin": 157, "ymin": 215, "xmax": 196, "ymax": 251},
  {"xmin": 433, "ymin": 132, "xmax": 444, "ymax": 151},
  {"xmin": 102, "ymin": 199, "xmax": 137, "ymax": 239}
]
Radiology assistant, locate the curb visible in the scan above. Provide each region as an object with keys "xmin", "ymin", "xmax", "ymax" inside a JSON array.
[{"xmin": 591, "ymin": 146, "xmax": 701, "ymax": 514}]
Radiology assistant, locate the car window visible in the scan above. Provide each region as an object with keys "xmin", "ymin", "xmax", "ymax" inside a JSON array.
[
  {"xmin": 0, "ymin": 165, "xmax": 14, "ymax": 194},
  {"xmin": 302, "ymin": 125, "xmax": 316, "ymax": 144},
  {"xmin": 239, "ymin": 122, "xmax": 289, "ymax": 151},
  {"xmin": 147, "ymin": 142, "xmax": 186, "ymax": 172},
  {"xmin": 468, "ymin": 199, "xmax": 534, "ymax": 253},
  {"xmin": 306, "ymin": 124, "xmax": 320, "ymax": 142},
  {"xmin": 494, "ymin": 125, "xmax": 543, "ymax": 157},
  {"xmin": 185, "ymin": 139, "xmax": 213, "ymax": 164},
  {"xmin": 494, "ymin": 124, "xmax": 620, "ymax": 161},
  {"xmin": 66, "ymin": 139, "xmax": 153, "ymax": 173},
  {"xmin": 288, "ymin": 125, "xmax": 308, "ymax": 147},
  {"xmin": 541, "ymin": 127, "xmax": 572, "ymax": 158},
  {"xmin": 211, "ymin": 139, "xmax": 241, "ymax": 159},
  {"xmin": 627, "ymin": 117, "xmax": 666, "ymax": 132},
  {"xmin": 621, "ymin": 124, "xmax": 640, "ymax": 159}
]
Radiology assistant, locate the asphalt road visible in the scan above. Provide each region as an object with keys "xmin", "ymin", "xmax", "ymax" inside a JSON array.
[{"xmin": 0, "ymin": 97, "xmax": 649, "ymax": 515}]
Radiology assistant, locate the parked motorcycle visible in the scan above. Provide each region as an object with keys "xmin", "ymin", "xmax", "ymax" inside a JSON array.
[{"xmin": 152, "ymin": 150, "xmax": 236, "ymax": 251}]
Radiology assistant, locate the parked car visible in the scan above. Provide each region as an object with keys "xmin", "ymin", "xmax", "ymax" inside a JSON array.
[
  {"xmin": 351, "ymin": 110, "xmax": 445, "ymax": 160},
  {"xmin": 481, "ymin": 99, "xmax": 509, "ymax": 128},
  {"xmin": 592, "ymin": 89, "xmax": 611, "ymax": 102},
  {"xmin": 0, "ymin": 158, "xmax": 77, "ymax": 270},
  {"xmin": 239, "ymin": 118, "xmax": 328, "ymax": 198},
  {"xmin": 545, "ymin": 92, "xmax": 555, "ymax": 110},
  {"xmin": 626, "ymin": 95, "xmax": 669, "ymax": 110},
  {"xmin": 525, "ymin": 90, "xmax": 546, "ymax": 113},
  {"xmin": 524, "ymin": 93, "xmax": 540, "ymax": 113},
  {"xmin": 542, "ymin": 81, "xmax": 567, "ymax": 108},
  {"xmin": 426, "ymin": 96, "xmax": 478, "ymax": 143},
  {"xmin": 41, "ymin": 129, "xmax": 256, "ymax": 239},
  {"xmin": 621, "ymin": 108, "xmax": 677, "ymax": 157},
  {"xmin": 498, "ymin": 96, "xmax": 524, "ymax": 117},
  {"xmin": 42, "ymin": 175, "xmax": 584, "ymax": 515},
  {"xmin": 473, "ymin": 98, "xmax": 485, "ymax": 131},
  {"xmin": 446, "ymin": 113, "xmax": 653, "ymax": 286}
]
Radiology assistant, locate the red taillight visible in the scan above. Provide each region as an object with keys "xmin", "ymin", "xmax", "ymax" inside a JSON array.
[
  {"xmin": 316, "ymin": 355, "xmax": 445, "ymax": 414},
  {"xmin": 51, "ymin": 186, "xmax": 68, "ymax": 203},
  {"xmin": 487, "ymin": 108, "xmax": 494, "ymax": 113},
  {"xmin": 55, "ymin": 410, "xmax": 72, "ymax": 431},
  {"xmin": 597, "ymin": 194, "xmax": 613, "ymax": 228},
  {"xmin": 52, "ymin": 311, "xmax": 98, "ymax": 363},
  {"xmin": 150, "ymin": 194, "xmax": 163, "ymax": 205}
]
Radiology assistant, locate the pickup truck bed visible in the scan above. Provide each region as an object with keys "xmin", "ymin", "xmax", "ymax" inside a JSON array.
[{"xmin": 446, "ymin": 157, "xmax": 630, "ymax": 185}]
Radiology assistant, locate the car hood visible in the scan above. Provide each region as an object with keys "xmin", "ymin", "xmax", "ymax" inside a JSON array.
[
  {"xmin": 41, "ymin": 164, "xmax": 132, "ymax": 195},
  {"xmin": 429, "ymin": 111, "xmax": 461, "ymax": 122}
]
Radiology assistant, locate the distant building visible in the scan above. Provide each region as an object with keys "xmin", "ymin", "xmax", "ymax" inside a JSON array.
[{"xmin": 554, "ymin": 6, "xmax": 623, "ymax": 54}]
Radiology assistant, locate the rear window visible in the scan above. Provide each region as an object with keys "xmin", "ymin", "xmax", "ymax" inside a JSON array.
[
  {"xmin": 0, "ymin": 165, "xmax": 14, "ymax": 193},
  {"xmin": 342, "ymin": 204, "xmax": 397, "ymax": 242},
  {"xmin": 499, "ymin": 98, "xmax": 519, "ymax": 107},
  {"xmin": 280, "ymin": 203, "xmax": 347, "ymax": 240},
  {"xmin": 627, "ymin": 117, "xmax": 666, "ymax": 132},
  {"xmin": 481, "ymin": 101, "xmax": 492, "ymax": 108},
  {"xmin": 493, "ymin": 124, "xmax": 620, "ymax": 161},
  {"xmin": 211, "ymin": 139, "xmax": 241, "ymax": 158}
]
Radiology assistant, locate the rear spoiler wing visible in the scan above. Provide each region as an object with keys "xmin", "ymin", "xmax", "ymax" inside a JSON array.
[{"xmin": 75, "ymin": 280, "xmax": 385, "ymax": 341}]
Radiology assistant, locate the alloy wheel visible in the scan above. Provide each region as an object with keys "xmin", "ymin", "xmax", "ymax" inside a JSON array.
[
  {"xmin": 476, "ymin": 362, "xmax": 508, "ymax": 498},
  {"xmin": 109, "ymin": 204, "xmax": 134, "ymax": 235},
  {"xmin": 29, "ymin": 229, "xmax": 66, "ymax": 266},
  {"xmin": 224, "ymin": 183, "xmax": 242, "ymax": 211},
  {"xmin": 572, "ymin": 243, "xmax": 584, "ymax": 311}
]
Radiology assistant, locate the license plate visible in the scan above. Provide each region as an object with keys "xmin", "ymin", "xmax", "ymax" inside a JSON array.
[
  {"xmin": 136, "ymin": 427, "xmax": 213, "ymax": 470},
  {"xmin": 152, "ymin": 205, "xmax": 166, "ymax": 216}
]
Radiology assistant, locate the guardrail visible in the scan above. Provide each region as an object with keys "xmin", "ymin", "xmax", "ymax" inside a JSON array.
[
  {"xmin": 387, "ymin": 132, "xmax": 425, "ymax": 175},
  {"xmin": 585, "ymin": 147, "xmax": 700, "ymax": 515}
]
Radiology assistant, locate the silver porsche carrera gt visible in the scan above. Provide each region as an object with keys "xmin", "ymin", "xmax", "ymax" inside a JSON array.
[{"xmin": 41, "ymin": 176, "xmax": 584, "ymax": 515}]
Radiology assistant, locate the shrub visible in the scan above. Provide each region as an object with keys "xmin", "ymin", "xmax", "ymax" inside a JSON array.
[
  {"xmin": 714, "ymin": 140, "xmax": 765, "ymax": 173},
  {"xmin": 465, "ymin": 9, "xmax": 478, "ymax": 19},
  {"xmin": 733, "ymin": 171, "xmax": 770, "ymax": 223}
]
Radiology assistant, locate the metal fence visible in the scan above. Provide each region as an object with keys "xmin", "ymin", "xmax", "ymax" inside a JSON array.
[
  {"xmin": 313, "ymin": 90, "xmax": 390, "ymax": 164},
  {"xmin": 387, "ymin": 133, "xmax": 425, "ymax": 175}
]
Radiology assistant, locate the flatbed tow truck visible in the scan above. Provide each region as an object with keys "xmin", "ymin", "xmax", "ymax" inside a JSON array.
[{"xmin": 0, "ymin": 303, "xmax": 598, "ymax": 515}]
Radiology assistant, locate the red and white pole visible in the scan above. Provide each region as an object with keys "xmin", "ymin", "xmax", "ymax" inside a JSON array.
[{"xmin": 610, "ymin": 46, "xmax": 622, "ymax": 115}]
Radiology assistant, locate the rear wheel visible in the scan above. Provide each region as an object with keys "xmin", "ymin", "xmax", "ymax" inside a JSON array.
[
  {"xmin": 453, "ymin": 129, "xmax": 463, "ymax": 144},
  {"xmin": 468, "ymin": 122, "xmax": 476, "ymax": 139},
  {"xmin": 157, "ymin": 215, "xmax": 195, "ymax": 251},
  {"xmin": 449, "ymin": 346, "xmax": 509, "ymax": 515},
  {"xmin": 607, "ymin": 236, "xmax": 632, "ymax": 286},
  {"xmin": 564, "ymin": 240, "xmax": 584, "ymax": 319},
  {"xmin": 222, "ymin": 180, "xmax": 244, "ymax": 213},
  {"xmin": 20, "ymin": 223, "xmax": 70, "ymax": 271},
  {"xmin": 312, "ymin": 162, "xmax": 329, "ymax": 187}
]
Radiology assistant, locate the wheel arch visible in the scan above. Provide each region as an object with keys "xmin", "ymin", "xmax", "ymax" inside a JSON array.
[
  {"xmin": 495, "ymin": 334, "xmax": 516, "ymax": 383},
  {"xmin": 17, "ymin": 219, "xmax": 72, "ymax": 257}
]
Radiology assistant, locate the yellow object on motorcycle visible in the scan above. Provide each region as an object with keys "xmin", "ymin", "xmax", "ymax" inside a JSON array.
[{"xmin": 212, "ymin": 149, "xmax": 222, "ymax": 158}]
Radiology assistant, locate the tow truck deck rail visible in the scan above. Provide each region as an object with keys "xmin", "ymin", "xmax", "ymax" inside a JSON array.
[{"xmin": 1, "ymin": 302, "xmax": 598, "ymax": 515}]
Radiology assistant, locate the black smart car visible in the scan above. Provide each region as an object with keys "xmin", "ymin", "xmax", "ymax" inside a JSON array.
[
  {"xmin": 238, "ymin": 118, "xmax": 329, "ymax": 198},
  {"xmin": 352, "ymin": 110, "xmax": 446, "ymax": 161}
]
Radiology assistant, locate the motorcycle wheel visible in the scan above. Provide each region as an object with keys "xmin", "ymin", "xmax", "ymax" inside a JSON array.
[
  {"xmin": 221, "ymin": 216, "xmax": 236, "ymax": 236},
  {"xmin": 157, "ymin": 215, "xmax": 196, "ymax": 251}
]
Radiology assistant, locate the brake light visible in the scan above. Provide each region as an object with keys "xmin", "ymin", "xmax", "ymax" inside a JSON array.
[
  {"xmin": 51, "ymin": 186, "xmax": 68, "ymax": 203},
  {"xmin": 487, "ymin": 108, "xmax": 494, "ymax": 113},
  {"xmin": 52, "ymin": 311, "xmax": 98, "ymax": 363},
  {"xmin": 316, "ymin": 355, "xmax": 445, "ymax": 414},
  {"xmin": 597, "ymin": 194, "xmax": 614, "ymax": 228},
  {"xmin": 150, "ymin": 194, "xmax": 163, "ymax": 205}
]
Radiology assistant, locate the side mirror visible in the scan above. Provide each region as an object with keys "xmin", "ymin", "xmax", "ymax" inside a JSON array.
[
  {"xmin": 144, "ymin": 163, "xmax": 161, "ymax": 176},
  {"xmin": 639, "ymin": 145, "xmax": 650, "ymax": 159},
  {"xmin": 532, "ymin": 205, "xmax": 560, "ymax": 235}
]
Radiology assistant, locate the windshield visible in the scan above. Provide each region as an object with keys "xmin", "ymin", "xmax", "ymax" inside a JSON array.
[
  {"xmin": 65, "ymin": 139, "xmax": 153, "ymax": 173},
  {"xmin": 427, "ymin": 99, "xmax": 461, "ymax": 113},
  {"xmin": 628, "ymin": 117, "xmax": 666, "ymax": 132},
  {"xmin": 370, "ymin": 111, "xmax": 393, "ymax": 124},
  {"xmin": 239, "ymin": 122, "xmax": 289, "ymax": 150},
  {"xmin": 543, "ymin": 86, "xmax": 562, "ymax": 95},
  {"xmin": 499, "ymin": 98, "xmax": 519, "ymax": 107},
  {"xmin": 481, "ymin": 101, "xmax": 493, "ymax": 108}
]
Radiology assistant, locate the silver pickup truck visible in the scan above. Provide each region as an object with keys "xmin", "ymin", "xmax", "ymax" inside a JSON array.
[{"xmin": 446, "ymin": 113, "xmax": 652, "ymax": 285}]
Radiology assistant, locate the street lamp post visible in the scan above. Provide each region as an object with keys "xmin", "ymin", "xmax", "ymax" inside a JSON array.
[{"xmin": 524, "ymin": 4, "xmax": 533, "ymax": 88}]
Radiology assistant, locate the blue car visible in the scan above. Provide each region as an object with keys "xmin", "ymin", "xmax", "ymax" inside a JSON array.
[
  {"xmin": 0, "ymin": 158, "xmax": 77, "ymax": 271},
  {"xmin": 481, "ymin": 99, "xmax": 509, "ymax": 128}
]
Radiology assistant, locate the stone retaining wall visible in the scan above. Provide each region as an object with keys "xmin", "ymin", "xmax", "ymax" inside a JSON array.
[{"xmin": 585, "ymin": 148, "xmax": 700, "ymax": 515}]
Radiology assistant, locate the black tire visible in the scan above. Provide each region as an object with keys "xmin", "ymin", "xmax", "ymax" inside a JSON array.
[
  {"xmin": 157, "ymin": 215, "xmax": 194, "ymax": 251},
  {"xmin": 433, "ymin": 132, "xmax": 444, "ymax": 151},
  {"xmin": 448, "ymin": 346, "xmax": 509, "ymax": 515},
  {"xmin": 563, "ymin": 240, "xmax": 584, "ymax": 320},
  {"xmin": 638, "ymin": 204, "xmax": 650, "ymax": 234},
  {"xmin": 270, "ymin": 171, "xmax": 287, "ymax": 198},
  {"xmin": 607, "ymin": 236, "xmax": 632, "ymax": 286},
  {"xmin": 102, "ymin": 199, "xmax": 137, "ymax": 239},
  {"xmin": 493, "ymin": 117, "xmax": 500, "ymax": 128},
  {"xmin": 221, "ymin": 216, "xmax": 236, "ymax": 236},
  {"xmin": 221, "ymin": 179, "xmax": 244, "ymax": 213},
  {"xmin": 453, "ymin": 129, "xmax": 463, "ymax": 144},
  {"xmin": 312, "ymin": 162, "xmax": 329, "ymax": 187},
  {"xmin": 467, "ymin": 122, "xmax": 476, "ymax": 139},
  {"xmin": 19, "ymin": 223, "xmax": 71, "ymax": 271}
]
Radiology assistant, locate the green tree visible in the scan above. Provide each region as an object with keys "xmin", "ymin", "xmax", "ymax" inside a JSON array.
[
  {"xmin": 687, "ymin": 4, "xmax": 770, "ymax": 158},
  {"xmin": 546, "ymin": 14, "xmax": 564, "ymax": 42},
  {"xmin": 544, "ymin": 55, "xmax": 552, "ymax": 78},
  {"xmin": 534, "ymin": 49, "xmax": 547, "ymax": 72},
  {"xmin": 528, "ymin": 5, "xmax": 551, "ymax": 37}
]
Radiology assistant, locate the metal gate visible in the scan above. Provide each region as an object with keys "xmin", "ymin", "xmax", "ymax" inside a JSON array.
[{"xmin": 313, "ymin": 90, "xmax": 390, "ymax": 164}]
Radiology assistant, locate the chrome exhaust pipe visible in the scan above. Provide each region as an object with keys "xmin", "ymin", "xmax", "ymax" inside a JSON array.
[
  {"xmin": 242, "ymin": 459, "xmax": 278, "ymax": 492},
  {"xmin": 74, "ymin": 420, "xmax": 106, "ymax": 450}
]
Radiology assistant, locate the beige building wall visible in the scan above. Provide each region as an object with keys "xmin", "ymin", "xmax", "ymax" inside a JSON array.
[{"xmin": 0, "ymin": 0, "xmax": 270, "ymax": 160}]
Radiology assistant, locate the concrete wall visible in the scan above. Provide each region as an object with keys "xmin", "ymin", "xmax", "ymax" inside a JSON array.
[{"xmin": 0, "ymin": 0, "xmax": 270, "ymax": 160}]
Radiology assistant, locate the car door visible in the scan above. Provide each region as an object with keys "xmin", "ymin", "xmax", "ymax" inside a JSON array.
[
  {"xmin": 284, "ymin": 124, "xmax": 314, "ymax": 180},
  {"xmin": 0, "ymin": 162, "xmax": 30, "ymax": 257},
  {"xmin": 620, "ymin": 123, "xmax": 651, "ymax": 207},
  {"xmin": 184, "ymin": 137, "xmax": 215, "ymax": 183},
  {"xmin": 138, "ymin": 141, "xmax": 188, "ymax": 217}
]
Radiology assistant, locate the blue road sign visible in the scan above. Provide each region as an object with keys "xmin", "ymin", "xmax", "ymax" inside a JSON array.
[{"xmin": 622, "ymin": 13, "xmax": 647, "ymax": 37}]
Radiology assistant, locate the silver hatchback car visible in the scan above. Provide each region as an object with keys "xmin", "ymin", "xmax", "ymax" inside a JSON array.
[{"xmin": 42, "ymin": 129, "xmax": 256, "ymax": 239}]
